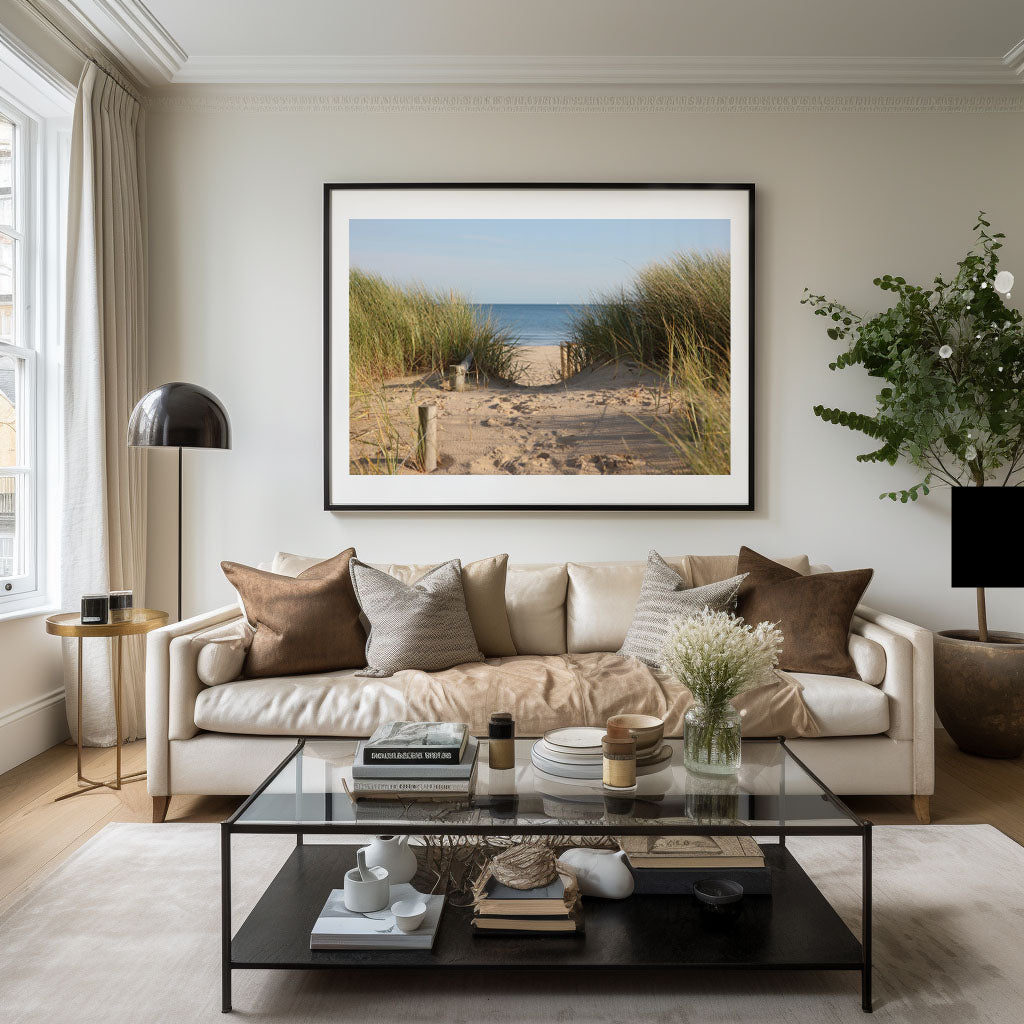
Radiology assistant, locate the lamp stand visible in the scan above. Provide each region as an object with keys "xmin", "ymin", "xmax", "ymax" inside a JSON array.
[{"xmin": 177, "ymin": 446, "xmax": 182, "ymax": 623}]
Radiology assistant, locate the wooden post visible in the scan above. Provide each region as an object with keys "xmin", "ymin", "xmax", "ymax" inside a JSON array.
[
  {"xmin": 417, "ymin": 404, "xmax": 437, "ymax": 472},
  {"xmin": 449, "ymin": 351, "xmax": 473, "ymax": 392},
  {"xmin": 559, "ymin": 342, "xmax": 567, "ymax": 381}
]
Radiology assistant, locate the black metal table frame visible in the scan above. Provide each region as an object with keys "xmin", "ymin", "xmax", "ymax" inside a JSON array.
[{"xmin": 220, "ymin": 737, "xmax": 872, "ymax": 1014}]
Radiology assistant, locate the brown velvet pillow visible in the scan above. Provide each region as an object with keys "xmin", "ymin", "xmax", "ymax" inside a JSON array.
[
  {"xmin": 735, "ymin": 546, "xmax": 873, "ymax": 677},
  {"xmin": 221, "ymin": 548, "xmax": 366, "ymax": 679}
]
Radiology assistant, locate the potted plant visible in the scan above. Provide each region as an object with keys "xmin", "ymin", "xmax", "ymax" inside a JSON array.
[
  {"xmin": 662, "ymin": 608, "xmax": 783, "ymax": 774},
  {"xmin": 803, "ymin": 213, "xmax": 1024, "ymax": 757}
]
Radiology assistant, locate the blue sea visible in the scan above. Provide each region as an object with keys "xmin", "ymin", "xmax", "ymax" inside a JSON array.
[{"xmin": 473, "ymin": 303, "xmax": 590, "ymax": 347}]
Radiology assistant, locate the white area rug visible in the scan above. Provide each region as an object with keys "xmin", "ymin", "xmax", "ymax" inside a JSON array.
[{"xmin": 1, "ymin": 823, "xmax": 1022, "ymax": 1023}]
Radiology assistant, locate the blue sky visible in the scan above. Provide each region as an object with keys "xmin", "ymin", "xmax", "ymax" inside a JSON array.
[{"xmin": 349, "ymin": 218, "xmax": 729, "ymax": 303}]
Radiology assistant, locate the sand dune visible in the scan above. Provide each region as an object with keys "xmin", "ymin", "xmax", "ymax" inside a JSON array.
[{"xmin": 349, "ymin": 346, "xmax": 693, "ymax": 476}]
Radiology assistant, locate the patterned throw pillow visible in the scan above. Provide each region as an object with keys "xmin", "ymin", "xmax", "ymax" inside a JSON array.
[
  {"xmin": 349, "ymin": 558, "xmax": 485, "ymax": 677},
  {"xmin": 618, "ymin": 550, "xmax": 746, "ymax": 668}
]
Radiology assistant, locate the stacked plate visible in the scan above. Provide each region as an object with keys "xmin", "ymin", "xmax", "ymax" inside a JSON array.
[{"xmin": 530, "ymin": 726, "xmax": 672, "ymax": 781}]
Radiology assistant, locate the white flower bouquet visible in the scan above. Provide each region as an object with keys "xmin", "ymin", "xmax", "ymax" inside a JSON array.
[{"xmin": 662, "ymin": 608, "xmax": 783, "ymax": 772}]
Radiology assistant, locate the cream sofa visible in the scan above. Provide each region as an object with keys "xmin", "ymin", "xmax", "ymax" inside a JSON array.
[{"xmin": 145, "ymin": 555, "xmax": 935, "ymax": 823}]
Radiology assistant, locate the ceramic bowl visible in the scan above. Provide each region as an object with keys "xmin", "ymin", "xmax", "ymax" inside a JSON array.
[
  {"xmin": 606, "ymin": 714, "xmax": 664, "ymax": 751},
  {"xmin": 391, "ymin": 899, "xmax": 428, "ymax": 933}
]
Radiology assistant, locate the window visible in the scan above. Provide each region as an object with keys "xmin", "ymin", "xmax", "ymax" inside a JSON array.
[
  {"xmin": 0, "ymin": 50, "xmax": 71, "ymax": 615},
  {"xmin": 0, "ymin": 110, "xmax": 37, "ymax": 596}
]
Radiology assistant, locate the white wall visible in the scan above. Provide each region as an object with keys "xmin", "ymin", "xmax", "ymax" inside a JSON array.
[{"xmin": 145, "ymin": 91, "xmax": 1024, "ymax": 633}]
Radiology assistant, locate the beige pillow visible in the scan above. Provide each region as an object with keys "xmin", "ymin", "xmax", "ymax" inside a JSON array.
[
  {"xmin": 506, "ymin": 563, "xmax": 569, "ymax": 655},
  {"xmin": 270, "ymin": 551, "xmax": 517, "ymax": 658},
  {"xmin": 195, "ymin": 621, "xmax": 253, "ymax": 686},
  {"xmin": 684, "ymin": 553, "xmax": 811, "ymax": 587}
]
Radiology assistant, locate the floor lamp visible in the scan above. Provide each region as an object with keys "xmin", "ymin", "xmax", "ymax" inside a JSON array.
[{"xmin": 127, "ymin": 382, "xmax": 231, "ymax": 622}]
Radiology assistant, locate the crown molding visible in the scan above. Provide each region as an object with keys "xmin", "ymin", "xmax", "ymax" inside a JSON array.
[
  {"xmin": 170, "ymin": 54, "xmax": 1021, "ymax": 87},
  {"xmin": 36, "ymin": 0, "xmax": 184, "ymax": 83},
  {"xmin": 148, "ymin": 91, "xmax": 1024, "ymax": 116},
  {"xmin": 1005, "ymin": 39, "xmax": 1024, "ymax": 77}
]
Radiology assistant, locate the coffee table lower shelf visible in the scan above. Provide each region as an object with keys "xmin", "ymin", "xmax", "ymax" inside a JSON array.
[{"xmin": 225, "ymin": 843, "xmax": 865, "ymax": 1010}]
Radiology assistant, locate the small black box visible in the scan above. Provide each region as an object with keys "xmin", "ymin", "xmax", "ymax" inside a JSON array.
[{"xmin": 81, "ymin": 594, "xmax": 109, "ymax": 625}]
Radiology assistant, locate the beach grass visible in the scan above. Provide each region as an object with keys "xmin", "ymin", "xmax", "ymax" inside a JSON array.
[
  {"xmin": 564, "ymin": 250, "xmax": 731, "ymax": 381},
  {"xmin": 349, "ymin": 270, "xmax": 522, "ymax": 388},
  {"xmin": 636, "ymin": 344, "xmax": 731, "ymax": 476}
]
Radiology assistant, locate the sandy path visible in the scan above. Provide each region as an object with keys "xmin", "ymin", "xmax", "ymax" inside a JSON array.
[
  {"xmin": 515, "ymin": 345, "xmax": 562, "ymax": 386},
  {"xmin": 350, "ymin": 352, "xmax": 698, "ymax": 476}
]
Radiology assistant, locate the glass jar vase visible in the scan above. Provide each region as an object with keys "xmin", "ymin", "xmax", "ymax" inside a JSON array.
[{"xmin": 683, "ymin": 703, "xmax": 742, "ymax": 775}]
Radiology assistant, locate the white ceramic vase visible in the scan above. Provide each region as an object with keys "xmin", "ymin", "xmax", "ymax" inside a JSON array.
[
  {"xmin": 557, "ymin": 848, "xmax": 634, "ymax": 899},
  {"xmin": 362, "ymin": 834, "xmax": 418, "ymax": 885}
]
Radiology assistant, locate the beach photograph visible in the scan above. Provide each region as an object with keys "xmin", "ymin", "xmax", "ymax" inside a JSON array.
[{"xmin": 346, "ymin": 216, "xmax": 732, "ymax": 478}]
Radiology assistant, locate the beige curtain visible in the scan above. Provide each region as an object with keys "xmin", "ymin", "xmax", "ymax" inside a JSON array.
[{"xmin": 61, "ymin": 63, "xmax": 148, "ymax": 745}]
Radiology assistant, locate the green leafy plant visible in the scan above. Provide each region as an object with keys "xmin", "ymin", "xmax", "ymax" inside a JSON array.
[
  {"xmin": 804, "ymin": 214, "xmax": 1023, "ymax": 639},
  {"xmin": 803, "ymin": 214, "xmax": 1024, "ymax": 501}
]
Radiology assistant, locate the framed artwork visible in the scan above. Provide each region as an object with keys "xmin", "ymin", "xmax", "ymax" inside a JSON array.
[{"xmin": 324, "ymin": 183, "xmax": 754, "ymax": 510}]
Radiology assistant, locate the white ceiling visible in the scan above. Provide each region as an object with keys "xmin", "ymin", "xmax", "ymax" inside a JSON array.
[{"xmin": 53, "ymin": 0, "xmax": 1024, "ymax": 86}]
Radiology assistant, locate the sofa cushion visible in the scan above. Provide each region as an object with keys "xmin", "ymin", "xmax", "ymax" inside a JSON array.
[
  {"xmin": 193, "ymin": 652, "xmax": 819, "ymax": 739},
  {"xmin": 567, "ymin": 556, "xmax": 685, "ymax": 654},
  {"xmin": 271, "ymin": 551, "xmax": 517, "ymax": 658},
  {"xmin": 793, "ymin": 673, "xmax": 890, "ymax": 737},
  {"xmin": 350, "ymin": 558, "xmax": 484, "ymax": 676},
  {"xmin": 618, "ymin": 550, "xmax": 745, "ymax": 667},
  {"xmin": 194, "ymin": 619, "xmax": 252, "ymax": 686},
  {"xmin": 736, "ymin": 547, "xmax": 873, "ymax": 677},
  {"xmin": 849, "ymin": 634, "xmax": 886, "ymax": 686},
  {"xmin": 506, "ymin": 563, "xmax": 569, "ymax": 655},
  {"xmin": 566, "ymin": 553, "xmax": 809, "ymax": 654},
  {"xmin": 221, "ymin": 548, "xmax": 366, "ymax": 678}
]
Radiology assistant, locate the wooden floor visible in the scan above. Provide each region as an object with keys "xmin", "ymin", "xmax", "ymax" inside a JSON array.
[{"xmin": 1, "ymin": 729, "xmax": 1022, "ymax": 914}]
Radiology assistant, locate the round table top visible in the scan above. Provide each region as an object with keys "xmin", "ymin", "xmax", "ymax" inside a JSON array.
[{"xmin": 45, "ymin": 608, "xmax": 170, "ymax": 638}]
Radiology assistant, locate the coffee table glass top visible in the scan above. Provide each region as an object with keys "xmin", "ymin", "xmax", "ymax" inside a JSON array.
[{"xmin": 230, "ymin": 738, "xmax": 863, "ymax": 835}]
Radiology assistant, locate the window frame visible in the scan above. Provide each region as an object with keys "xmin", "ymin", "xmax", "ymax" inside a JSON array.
[{"xmin": 0, "ymin": 64, "xmax": 69, "ymax": 618}]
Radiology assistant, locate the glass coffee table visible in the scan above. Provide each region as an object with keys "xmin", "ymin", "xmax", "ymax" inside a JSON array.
[{"xmin": 221, "ymin": 737, "xmax": 872, "ymax": 1013}]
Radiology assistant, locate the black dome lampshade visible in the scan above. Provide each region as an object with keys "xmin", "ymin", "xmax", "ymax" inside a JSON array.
[
  {"xmin": 127, "ymin": 382, "xmax": 231, "ymax": 623},
  {"xmin": 127, "ymin": 382, "xmax": 231, "ymax": 450}
]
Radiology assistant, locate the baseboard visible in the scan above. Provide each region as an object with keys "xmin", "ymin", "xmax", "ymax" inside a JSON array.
[{"xmin": 0, "ymin": 688, "xmax": 69, "ymax": 774}]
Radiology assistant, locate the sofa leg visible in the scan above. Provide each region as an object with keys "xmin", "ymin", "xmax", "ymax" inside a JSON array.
[
  {"xmin": 152, "ymin": 796, "xmax": 171, "ymax": 823},
  {"xmin": 913, "ymin": 795, "xmax": 931, "ymax": 824}
]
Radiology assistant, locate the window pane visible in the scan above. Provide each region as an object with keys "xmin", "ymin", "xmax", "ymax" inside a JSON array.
[
  {"xmin": 0, "ymin": 117, "xmax": 11, "ymax": 227},
  {"xmin": 0, "ymin": 230, "xmax": 13, "ymax": 343},
  {"xmin": 0, "ymin": 474, "xmax": 24, "ymax": 580},
  {"xmin": 0, "ymin": 353, "xmax": 17, "ymax": 468}
]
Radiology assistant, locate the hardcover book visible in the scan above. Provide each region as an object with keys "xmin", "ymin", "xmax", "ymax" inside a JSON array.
[
  {"xmin": 350, "ymin": 763, "xmax": 478, "ymax": 798},
  {"xmin": 352, "ymin": 737, "xmax": 479, "ymax": 779},
  {"xmin": 618, "ymin": 834, "xmax": 765, "ymax": 869},
  {"xmin": 363, "ymin": 721, "xmax": 469, "ymax": 765},
  {"xmin": 310, "ymin": 883, "xmax": 444, "ymax": 950}
]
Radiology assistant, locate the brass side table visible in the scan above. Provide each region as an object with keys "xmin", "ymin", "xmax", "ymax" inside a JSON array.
[{"xmin": 46, "ymin": 608, "xmax": 169, "ymax": 801}]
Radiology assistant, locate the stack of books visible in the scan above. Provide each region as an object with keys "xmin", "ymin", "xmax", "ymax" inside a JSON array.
[
  {"xmin": 619, "ymin": 834, "xmax": 772, "ymax": 895},
  {"xmin": 470, "ymin": 864, "xmax": 583, "ymax": 936},
  {"xmin": 350, "ymin": 721, "xmax": 478, "ymax": 801}
]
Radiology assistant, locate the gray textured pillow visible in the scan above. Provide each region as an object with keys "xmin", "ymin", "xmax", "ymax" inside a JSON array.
[
  {"xmin": 349, "ymin": 558, "xmax": 484, "ymax": 677},
  {"xmin": 618, "ymin": 550, "xmax": 747, "ymax": 668}
]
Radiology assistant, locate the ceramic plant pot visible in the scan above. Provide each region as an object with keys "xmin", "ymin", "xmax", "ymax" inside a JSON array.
[
  {"xmin": 557, "ymin": 848, "xmax": 634, "ymax": 899},
  {"xmin": 362, "ymin": 834, "xmax": 418, "ymax": 885},
  {"xmin": 934, "ymin": 630, "xmax": 1024, "ymax": 758}
]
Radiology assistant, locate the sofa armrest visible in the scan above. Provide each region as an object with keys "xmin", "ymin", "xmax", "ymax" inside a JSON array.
[
  {"xmin": 851, "ymin": 604, "xmax": 935, "ymax": 796},
  {"xmin": 146, "ymin": 605, "xmax": 244, "ymax": 796}
]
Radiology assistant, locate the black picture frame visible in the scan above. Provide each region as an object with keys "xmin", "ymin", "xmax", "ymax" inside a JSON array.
[{"xmin": 324, "ymin": 182, "xmax": 754, "ymax": 511}]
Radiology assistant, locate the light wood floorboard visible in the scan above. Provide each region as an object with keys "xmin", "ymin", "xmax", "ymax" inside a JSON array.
[{"xmin": 0, "ymin": 729, "xmax": 1021, "ymax": 911}]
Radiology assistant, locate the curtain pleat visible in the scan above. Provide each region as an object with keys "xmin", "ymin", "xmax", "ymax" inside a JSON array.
[{"xmin": 61, "ymin": 64, "xmax": 148, "ymax": 745}]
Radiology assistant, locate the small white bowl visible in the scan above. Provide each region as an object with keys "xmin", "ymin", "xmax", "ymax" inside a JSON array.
[{"xmin": 391, "ymin": 898, "xmax": 427, "ymax": 933}]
